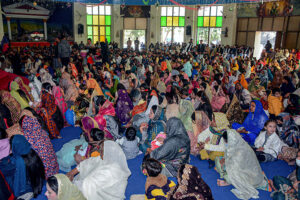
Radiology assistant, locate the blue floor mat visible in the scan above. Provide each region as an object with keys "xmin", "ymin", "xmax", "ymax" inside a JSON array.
[{"xmin": 34, "ymin": 127, "xmax": 295, "ymax": 200}]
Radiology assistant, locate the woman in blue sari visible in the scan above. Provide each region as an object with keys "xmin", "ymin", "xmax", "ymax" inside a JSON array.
[
  {"xmin": 0, "ymin": 135, "xmax": 45, "ymax": 199},
  {"xmin": 232, "ymin": 100, "xmax": 268, "ymax": 145},
  {"xmin": 138, "ymin": 105, "xmax": 166, "ymax": 153}
]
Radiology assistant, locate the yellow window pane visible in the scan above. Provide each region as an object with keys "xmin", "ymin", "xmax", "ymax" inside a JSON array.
[
  {"xmin": 93, "ymin": 15, "xmax": 99, "ymax": 25},
  {"xmin": 100, "ymin": 16, "xmax": 105, "ymax": 25},
  {"xmin": 100, "ymin": 35, "xmax": 105, "ymax": 42},
  {"xmin": 210, "ymin": 17, "xmax": 216, "ymax": 27},
  {"xmin": 100, "ymin": 26, "xmax": 105, "ymax": 35},
  {"xmin": 93, "ymin": 26, "xmax": 98, "ymax": 35},
  {"xmin": 173, "ymin": 16, "xmax": 179, "ymax": 26},
  {"xmin": 167, "ymin": 17, "xmax": 172, "ymax": 27},
  {"xmin": 93, "ymin": 36, "xmax": 99, "ymax": 43},
  {"xmin": 204, "ymin": 17, "xmax": 209, "ymax": 27}
]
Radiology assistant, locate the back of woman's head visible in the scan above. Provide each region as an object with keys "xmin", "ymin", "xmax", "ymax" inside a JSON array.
[
  {"xmin": 22, "ymin": 149, "xmax": 45, "ymax": 197},
  {"xmin": 151, "ymin": 105, "xmax": 158, "ymax": 114},
  {"xmin": 0, "ymin": 128, "xmax": 7, "ymax": 139},
  {"xmin": 289, "ymin": 94, "xmax": 299, "ymax": 106},
  {"xmin": 47, "ymin": 176, "xmax": 58, "ymax": 195},
  {"xmin": 125, "ymin": 127, "xmax": 136, "ymax": 141},
  {"xmin": 42, "ymin": 82, "xmax": 52, "ymax": 92},
  {"xmin": 117, "ymin": 83, "xmax": 126, "ymax": 90},
  {"xmin": 143, "ymin": 158, "xmax": 162, "ymax": 177},
  {"xmin": 24, "ymin": 107, "xmax": 50, "ymax": 133},
  {"xmin": 90, "ymin": 128, "xmax": 104, "ymax": 141},
  {"xmin": 17, "ymin": 89, "xmax": 29, "ymax": 103}
]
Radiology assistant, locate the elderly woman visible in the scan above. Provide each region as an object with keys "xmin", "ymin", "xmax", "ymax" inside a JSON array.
[
  {"xmin": 66, "ymin": 128, "xmax": 131, "ymax": 200},
  {"xmin": 59, "ymin": 67, "xmax": 79, "ymax": 106},
  {"xmin": 150, "ymin": 117, "xmax": 190, "ymax": 177},
  {"xmin": 232, "ymin": 100, "xmax": 269, "ymax": 145},
  {"xmin": 215, "ymin": 130, "xmax": 271, "ymax": 199}
]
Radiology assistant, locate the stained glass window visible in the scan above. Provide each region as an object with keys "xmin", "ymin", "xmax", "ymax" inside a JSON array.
[
  {"xmin": 197, "ymin": 6, "xmax": 223, "ymax": 45},
  {"xmin": 86, "ymin": 5, "xmax": 111, "ymax": 43},
  {"xmin": 161, "ymin": 6, "xmax": 185, "ymax": 43}
]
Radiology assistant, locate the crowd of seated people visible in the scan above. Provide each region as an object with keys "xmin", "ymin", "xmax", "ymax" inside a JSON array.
[{"xmin": 0, "ymin": 37, "xmax": 299, "ymax": 200}]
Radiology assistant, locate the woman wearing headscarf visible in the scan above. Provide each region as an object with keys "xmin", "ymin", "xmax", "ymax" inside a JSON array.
[
  {"xmin": 165, "ymin": 90, "xmax": 180, "ymax": 121},
  {"xmin": 215, "ymin": 130, "xmax": 271, "ymax": 200},
  {"xmin": 39, "ymin": 68, "xmax": 56, "ymax": 86},
  {"xmin": 0, "ymin": 135, "xmax": 45, "ymax": 199},
  {"xmin": 94, "ymin": 99, "xmax": 121, "ymax": 140},
  {"xmin": 169, "ymin": 164, "xmax": 213, "ymax": 200},
  {"xmin": 46, "ymin": 174, "xmax": 86, "ymax": 200},
  {"xmin": 14, "ymin": 77, "xmax": 34, "ymax": 102},
  {"xmin": 66, "ymin": 129, "xmax": 131, "ymax": 200},
  {"xmin": 276, "ymin": 113, "xmax": 299, "ymax": 149},
  {"xmin": 225, "ymin": 95, "xmax": 245, "ymax": 126},
  {"xmin": 40, "ymin": 83, "xmax": 64, "ymax": 139},
  {"xmin": 9, "ymin": 81, "xmax": 30, "ymax": 109},
  {"xmin": 150, "ymin": 117, "xmax": 190, "ymax": 177},
  {"xmin": 20, "ymin": 112, "xmax": 59, "ymax": 178},
  {"xmin": 0, "ymin": 90, "xmax": 21, "ymax": 124},
  {"xmin": 85, "ymin": 73, "xmax": 104, "ymax": 96},
  {"xmin": 59, "ymin": 67, "xmax": 79, "ymax": 105},
  {"xmin": 281, "ymin": 76, "xmax": 296, "ymax": 97},
  {"xmin": 139, "ymin": 105, "xmax": 166, "ymax": 153},
  {"xmin": 269, "ymin": 70, "xmax": 283, "ymax": 90},
  {"xmin": 28, "ymin": 75, "xmax": 42, "ymax": 103},
  {"xmin": 210, "ymin": 82, "xmax": 229, "ymax": 112},
  {"xmin": 115, "ymin": 83, "xmax": 133, "ymax": 125},
  {"xmin": 52, "ymin": 85, "xmax": 68, "ymax": 120},
  {"xmin": 232, "ymin": 100, "xmax": 269, "ymax": 145}
]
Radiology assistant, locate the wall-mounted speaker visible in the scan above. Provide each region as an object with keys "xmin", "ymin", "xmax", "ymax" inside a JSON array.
[
  {"xmin": 186, "ymin": 25, "xmax": 191, "ymax": 36},
  {"xmin": 78, "ymin": 24, "xmax": 84, "ymax": 34}
]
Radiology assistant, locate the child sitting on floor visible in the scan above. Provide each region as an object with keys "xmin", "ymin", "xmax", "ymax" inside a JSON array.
[
  {"xmin": 143, "ymin": 158, "xmax": 175, "ymax": 200},
  {"xmin": 116, "ymin": 127, "xmax": 140, "ymax": 160},
  {"xmin": 150, "ymin": 132, "xmax": 166, "ymax": 150},
  {"xmin": 254, "ymin": 119, "xmax": 287, "ymax": 162},
  {"xmin": 268, "ymin": 88, "xmax": 283, "ymax": 119}
]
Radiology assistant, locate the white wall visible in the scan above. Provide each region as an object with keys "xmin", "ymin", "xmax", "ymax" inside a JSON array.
[
  {"xmin": 73, "ymin": 3, "xmax": 87, "ymax": 44},
  {"xmin": 221, "ymin": 4, "xmax": 237, "ymax": 46},
  {"xmin": 148, "ymin": 5, "xmax": 160, "ymax": 45},
  {"xmin": 111, "ymin": 5, "xmax": 122, "ymax": 45},
  {"xmin": 0, "ymin": 2, "xmax": 4, "ymax": 40}
]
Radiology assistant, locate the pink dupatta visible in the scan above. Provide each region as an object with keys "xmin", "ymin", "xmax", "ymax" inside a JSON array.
[{"xmin": 52, "ymin": 86, "xmax": 67, "ymax": 119}]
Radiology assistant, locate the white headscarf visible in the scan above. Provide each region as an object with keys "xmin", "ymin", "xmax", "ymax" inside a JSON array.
[{"xmin": 225, "ymin": 129, "xmax": 268, "ymax": 200}]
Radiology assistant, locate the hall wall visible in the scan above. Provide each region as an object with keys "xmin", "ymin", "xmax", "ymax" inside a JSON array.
[
  {"xmin": 73, "ymin": 4, "xmax": 237, "ymax": 46},
  {"xmin": 0, "ymin": 3, "xmax": 4, "ymax": 40}
]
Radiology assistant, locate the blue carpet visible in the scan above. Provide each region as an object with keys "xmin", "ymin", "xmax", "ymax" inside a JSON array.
[{"xmin": 34, "ymin": 127, "xmax": 295, "ymax": 200}]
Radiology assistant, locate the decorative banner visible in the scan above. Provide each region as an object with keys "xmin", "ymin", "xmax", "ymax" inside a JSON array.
[{"xmin": 120, "ymin": 5, "xmax": 151, "ymax": 18}]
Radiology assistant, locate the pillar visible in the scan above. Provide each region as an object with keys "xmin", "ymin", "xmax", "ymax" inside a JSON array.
[
  {"xmin": 0, "ymin": 2, "xmax": 4, "ymax": 40},
  {"xmin": 7, "ymin": 17, "xmax": 11, "ymax": 40},
  {"xmin": 43, "ymin": 19, "xmax": 47, "ymax": 40}
]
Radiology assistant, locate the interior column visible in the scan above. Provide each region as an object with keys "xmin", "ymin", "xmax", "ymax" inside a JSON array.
[
  {"xmin": 43, "ymin": 19, "xmax": 48, "ymax": 40},
  {"xmin": 7, "ymin": 17, "xmax": 12, "ymax": 40}
]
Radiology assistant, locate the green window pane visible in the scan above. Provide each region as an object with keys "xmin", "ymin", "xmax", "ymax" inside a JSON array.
[
  {"xmin": 216, "ymin": 16, "xmax": 223, "ymax": 27},
  {"xmin": 106, "ymin": 36, "xmax": 111, "ymax": 43},
  {"xmin": 198, "ymin": 16, "xmax": 204, "ymax": 27},
  {"xmin": 87, "ymin": 15, "xmax": 93, "ymax": 25},
  {"xmin": 179, "ymin": 17, "xmax": 185, "ymax": 27},
  {"xmin": 87, "ymin": 26, "xmax": 93, "ymax": 35},
  {"xmin": 105, "ymin": 15, "xmax": 111, "ymax": 25},
  {"xmin": 161, "ymin": 17, "xmax": 167, "ymax": 26},
  {"xmin": 106, "ymin": 26, "xmax": 111, "ymax": 35}
]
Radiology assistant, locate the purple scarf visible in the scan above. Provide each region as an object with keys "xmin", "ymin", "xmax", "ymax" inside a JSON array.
[
  {"xmin": 116, "ymin": 89, "xmax": 133, "ymax": 124},
  {"xmin": 0, "ymin": 139, "xmax": 10, "ymax": 160}
]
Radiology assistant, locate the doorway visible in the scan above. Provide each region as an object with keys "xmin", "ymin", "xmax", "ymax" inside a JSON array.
[
  {"xmin": 123, "ymin": 30, "xmax": 146, "ymax": 50},
  {"xmin": 161, "ymin": 27, "xmax": 184, "ymax": 44},
  {"xmin": 253, "ymin": 31, "xmax": 276, "ymax": 59}
]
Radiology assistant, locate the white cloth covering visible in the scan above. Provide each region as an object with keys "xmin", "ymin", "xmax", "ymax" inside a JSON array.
[
  {"xmin": 254, "ymin": 131, "xmax": 287, "ymax": 158},
  {"xmin": 73, "ymin": 140, "xmax": 131, "ymax": 200}
]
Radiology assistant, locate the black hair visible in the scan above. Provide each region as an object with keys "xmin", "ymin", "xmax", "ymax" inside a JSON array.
[
  {"xmin": 17, "ymin": 89, "xmax": 29, "ymax": 104},
  {"xmin": 180, "ymin": 88, "xmax": 189, "ymax": 97},
  {"xmin": 165, "ymin": 92, "xmax": 174, "ymax": 104},
  {"xmin": 191, "ymin": 112, "xmax": 196, "ymax": 121},
  {"xmin": 0, "ymin": 128, "xmax": 7, "ymax": 139},
  {"xmin": 178, "ymin": 164, "xmax": 186, "ymax": 179},
  {"xmin": 90, "ymin": 128, "xmax": 105, "ymax": 141},
  {"xmin": 272, "ymin": 87, "xmax": 281, "ymax": 95},
  {"xmin": 143, "ymin": 158, "xmax": 162, "ymax": 177},
  {"xmin": 200, "ymin": 82, "xmax": 207, "ymax": 90},
  {"xmin": 117, "ymin": 83, "xmax": 126, "ymax": 90},
  {"xmin": 196, "ymin": 91, "xmax": 213, "ymax": 120},
  {"xmin": 151, "ymin": 105, "xmax": 158, "ymax": 114},
  {"xmin": 42, "ymin": 82, "xmax": 52, "ymax": 92},
  {"xmin": 10, "ymin": 135, "xmax": 46, "ymax": 198},
  {"xmin": 125, "ymin": 127, "xmax": 136, "ymax": 141},
  {"xmin": 47, "ymin": 176, "xmax": 58, "ymax": 194},
  {"xmin": 289, "ymin": 94, "xmax": 299, "ymax": 106},
  {"xmin": 88, "ymin": 88, "xmax": 94, "ymax": 96},
  {"xmin": 264, "ymin": 119, "xmax": 277, "ymax": 127},
  {"xmin": 93, "ymin": 95, "xmax": 106, "ymax": 114},
  {"xmin": 222, "ymin": 130, "xmax": 228, "ymax": 143}
]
